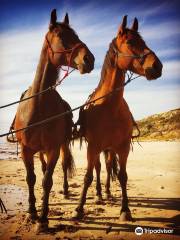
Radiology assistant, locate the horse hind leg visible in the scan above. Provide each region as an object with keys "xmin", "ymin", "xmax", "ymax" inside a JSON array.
[
  {"xmin": 105, "ymin": 150, "xmax": 118, "ymax": 199},
  {"xmin": 104, "ymin": 150, "xmax": 112, "ymax": 199},
  {"xmin": 61, "ymin": 143, "xmax": 75, "ymax": 199},
  {"xmin": 95, "ymin": 157, "xmax": 103, "ymax": 203},
  {"xmin": 39, "ymin": 151, "xmax": 47, "ymax": 175},
  {"xmin": 21, "ymin": 145, "xmax": 37, "ymax": 221},
  {"xmin": 116, "ymin": 143, "xmax": 132, "ymax": 221},
  {"xmin": 73, "ymin": 144, "xmax": 98, "ymax": 220},
  {"xmin": 37, "ymin": 148, "xmax": 60, "ymax": 232}
]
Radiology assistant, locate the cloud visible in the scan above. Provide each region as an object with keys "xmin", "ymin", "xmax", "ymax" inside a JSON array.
[
  {"xmin": 141, "ymin": 21, "xmax": 180, "ymax": 41},
  {"xmin": 125, "ymin": 87, "xmax": 180, "ymax": 120},
  {"xmin": 157, "ymin": 48, "xmax": 180, "ymax": 59},
  {"xmin": 129, "ymin": 1, "xmax": 173, "ymax": 20},
  {"xmin": 0, "ymin": 28, "xmax": 45, "ymax": 90},
  {"xmin": 162, "ymin": 60, "xmax": 180, "ymax": 82},
  {"xmin": 0, "ymin": 1, "xmax": 180, "ymax": 128}
]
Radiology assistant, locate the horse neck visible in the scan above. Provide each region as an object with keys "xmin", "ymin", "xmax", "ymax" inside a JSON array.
[
  {"xmin": 31, "ymin": 40, "xmax": 58, "ymax": 95},
  {"xmin": 93, "ymin": 43, "xmax": 125, "ymax": 103}
]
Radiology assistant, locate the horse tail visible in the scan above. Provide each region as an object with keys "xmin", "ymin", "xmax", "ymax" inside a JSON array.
[
  {"xmin": 111, "ymin": 153, "xmax": 118, "ymax": 180},
  {"xmin": 103, "ymin": 150, "xmax": 118, "ymax": 181},
  {"xmin": 61, "ymin": 143, "xmax": 76, "ymax": 178},
  {"xmin": 67, "ymin": 148, "xmax": 76, "ymax": 178},
  {"xmin": 131, "ymin": 112, "xmax": 141, "ymax": 140},
  {"xmin": 72, "ymin": 107, "xmax": 86, "ymax": 149}
]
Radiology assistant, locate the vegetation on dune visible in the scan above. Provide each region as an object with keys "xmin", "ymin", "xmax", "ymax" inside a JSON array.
[{"xmin": 133, "ymin": 108, "xmax": 180, "ymax": 141}]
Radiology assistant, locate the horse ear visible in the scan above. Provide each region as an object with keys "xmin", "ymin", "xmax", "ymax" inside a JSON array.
[
  {"xmin": 50, "ymin": 9, "xmax": 57, "ymax": 26},
  {"xmin": 118, "ymin": 15, "xmax": 127, "ymax": 35},
  {"xmin": 131, "ymin": 17, "xmax": 138, "ymax": 32},
  {"xmin": 63, "ymin": 13, "xmax": 69, "ymax": 25}
]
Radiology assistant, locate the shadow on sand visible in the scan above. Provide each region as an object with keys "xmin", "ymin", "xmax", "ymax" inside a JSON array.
[{"xmin": 47, "ymin": 196, "xmax": 180, "ymax": 236}]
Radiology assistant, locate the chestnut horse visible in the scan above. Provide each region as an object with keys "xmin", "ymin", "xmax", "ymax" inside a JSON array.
[
  {"xmin": 10, "ymin": 91, "xmax": 74, "ymax": 199},
  {"xmin": 74, "ymin": 16, "xmax": 162, "ymax": 221},
  {"xmin": 39, "ymin": 98, "xmax": 75, "ymax": 198},
  {"xmin": 100, "ymin": 114, "xmax": 140, "ymax": 200},
  {"xmin": 14, "ymin": 9, "xmax": 94, "ymax": 231}
]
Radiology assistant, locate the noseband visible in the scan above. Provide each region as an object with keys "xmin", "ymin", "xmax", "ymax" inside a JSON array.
[
  {"xmin": 111, "ymin": 39, "xmax": 151, "ymax": 64},
  {"xmin": 45, "ymin": 35, "xmax": 86, "ymax": 70}
]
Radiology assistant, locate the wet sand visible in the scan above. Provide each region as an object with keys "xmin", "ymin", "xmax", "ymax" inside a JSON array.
[{"xmin": 0, "ymin": 141, "xmax": 180, "ymax": 240}]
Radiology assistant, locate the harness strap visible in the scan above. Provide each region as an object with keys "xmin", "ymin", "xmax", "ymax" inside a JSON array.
[
  {"xmin": 45, "ymin": 35, "xmax": 85, "ymax": 70},
  {"xmin": 111, "ymin": 39, "xmax": 151, "ymax": 60}
]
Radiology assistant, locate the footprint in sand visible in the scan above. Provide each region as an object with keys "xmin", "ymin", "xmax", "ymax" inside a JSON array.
[{"xmin": 69, "ymin": 183, "xmax": 81, "ymax": 188}]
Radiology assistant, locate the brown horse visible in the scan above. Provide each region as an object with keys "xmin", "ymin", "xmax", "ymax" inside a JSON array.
[
  {"xmin": 39, "ymin": 98, "xmax": 75, "ymax": 198},
  {"xmin": 73, "ymin": 16, "xmax": 162, "ymax": 221},
  {"xmin": 98, "ymin": 114, "xmax": 140, "ymax": 201},
  {"xmin": 10, "ymin": 91, "xmax": 74, "ymax": 198},
  {"xmin": 13, "ymin": 9, "xmax": 94, "ymax": 231},
  {"xmin": 103, "ymin": 149, "xmax": 118, "ymax": 199}
]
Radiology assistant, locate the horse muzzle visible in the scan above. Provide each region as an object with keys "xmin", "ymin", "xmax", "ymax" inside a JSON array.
[
  {"xmin": 145, "ymin": 61, "xmax": 163, "ymax": 80},
  {"xmin": 78, "ymin": 54, "xmax": 95, "ymax": 74}
]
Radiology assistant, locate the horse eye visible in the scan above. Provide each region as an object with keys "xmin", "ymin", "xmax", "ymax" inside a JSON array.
[
  {"xmin": 126, "ymin": 39, "xmax": 134, "ymax": 46},
  {"xmin": 57, "ymin": 31, "xmax": 62, "ymax": 38}
]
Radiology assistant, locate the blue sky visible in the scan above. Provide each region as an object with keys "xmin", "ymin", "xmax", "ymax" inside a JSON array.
[{"xmin": 0, "ymin": 0, "xmax": 180, "ymax": 133}]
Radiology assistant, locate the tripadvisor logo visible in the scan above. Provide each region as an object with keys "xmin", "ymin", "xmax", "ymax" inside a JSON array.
[
  {"xmin": 135, "ymin": 227, "xmax": 143, "ymax": 235},
  {"xmin": 135, "ymin": 226, "xmax": 174, "ymax": 235}
]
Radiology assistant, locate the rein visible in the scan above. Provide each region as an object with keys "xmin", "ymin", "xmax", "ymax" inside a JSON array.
[
  {"xmin": 0, "ymin": 35, "xmax": 86, "ymax": 109},
  {"xmin": 0, "ymin": 68, "xmax": 75, "ymax": 109},
  {"xmin": 0, "ymin": 39, "xmax": 142, "ymax": 138},
  {"xmin": 0, "ymin": 72, "xmax": 139, "ymax": 138}
]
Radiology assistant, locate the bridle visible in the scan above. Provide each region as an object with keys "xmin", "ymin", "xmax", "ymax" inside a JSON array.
[
  {"xmin": 111, "ymin": 38, "xmax": 151, "ymax": 65},
  {"xmin": 45, "ymin": 35, "xmax": 86, "ymax": 73}
]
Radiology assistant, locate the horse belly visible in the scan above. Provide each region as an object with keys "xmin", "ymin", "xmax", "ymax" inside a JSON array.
[
  {"xmin": 14, "ymin": 92, "xmax": 67, "ymax": 151},
  {"xmin": 85, "ymin": 107, "xmax": 133, "ymax": 149}
]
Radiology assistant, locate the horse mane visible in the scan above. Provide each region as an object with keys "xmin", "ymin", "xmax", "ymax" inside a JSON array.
[
  {"xmin": 85, "ymin": 29, "xmax": 145, "ymax": 102},
  {"xmin": 97, "ymin": 40, "xmax": 115, "ymax": 89},
  {"xmin": 86, "ymin": 40, "xmax": 115, "ymax": 101},
  {"xmin": 56, "ymin": 22, "xmax": 79, "ymax": 38},
  {"xmin": 129, "ymin": 29, "xmax": 143, "ymax": 38}
]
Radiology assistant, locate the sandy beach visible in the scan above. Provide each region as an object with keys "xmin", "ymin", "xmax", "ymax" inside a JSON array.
[{"xmin": 0, "ymin": 141, "xmax": 180, "ymax": 240}]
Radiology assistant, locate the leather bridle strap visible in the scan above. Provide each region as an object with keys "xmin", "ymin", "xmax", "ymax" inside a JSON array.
[
  {"xmin": 111, "ymin": 40, "xmax": 151, "ymax": 62},
  {"xmin": 45, "ymin": 35, "xmax": 85, "ymax": 72}
]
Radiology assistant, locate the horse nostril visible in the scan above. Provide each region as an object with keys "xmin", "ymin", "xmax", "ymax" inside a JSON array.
[
  {"xmin": 153, "ymin": 60, "xmax": 163, "ymax": 72},
  {"xmin": 83, "ymin": 55, "xmax": 90, "ymax": 65}
]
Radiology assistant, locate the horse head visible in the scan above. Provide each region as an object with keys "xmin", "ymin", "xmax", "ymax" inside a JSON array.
[
  {"xmin": 114, "ymin": 16, "xmax": 162, "ymax": 80},
  {"xmin": 45, "ymin": 9, "xmax": 95, "ymax": 74}
]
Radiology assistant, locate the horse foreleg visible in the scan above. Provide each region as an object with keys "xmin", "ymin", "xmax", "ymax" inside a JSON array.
[
  {"xmin": 39, "ymin": 152, "xmax": 47, "ymax": 175},
  {"xmin": 73, "ymin": 144, "xmax": 98, "ymax": 220},
  {"xmin": 105, "ymin": 151, "xmax": 112, "ymax": 199},
  {"xmin": 61, "ymin": 145, "xmax": 69, "ymax": 198},
  {"xmin": 37, "ymin": 148, "xmax": 60, "ymax": 232},
  {"xmin": 116, "ymin": 143, "xmax": 132, "ymax": 221},
  {"xmin": 21, "ymin": 145, "xmax": 37, "ymax": 221},
  {"xmin": 95, "ymin": 157, "xmax": 103, "ymax": 203}
]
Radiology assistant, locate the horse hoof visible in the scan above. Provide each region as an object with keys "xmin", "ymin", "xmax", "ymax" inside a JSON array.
[
  {"xmin": 105, "ymin": 193, "xmax": 112, "ymax": 200},
  {"xmin": 120, "ymin": 211, "xmax": 133, "ymax": 221},
  {"xmin": 72, "ymin": 210, "xmax": 84, "ymax": 220},
  {"xmin": 63, "ymin": 194, "xmax": 69, "ymax": 200},
  {"xmin": 25, "ymin": 212, "xmax": 38, "ymax": 224},
  {"xmin": 95, "ymin": 196, "xmax": 103, "ymax": 204},
  {"xmin": 36, "ymin": 221, "xmax": 48, "ymax": 233}
]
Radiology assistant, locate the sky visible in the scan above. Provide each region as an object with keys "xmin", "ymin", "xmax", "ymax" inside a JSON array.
[{"xmin": 0, "ymin": 0, "xmax": 180, "ymax": 133}]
